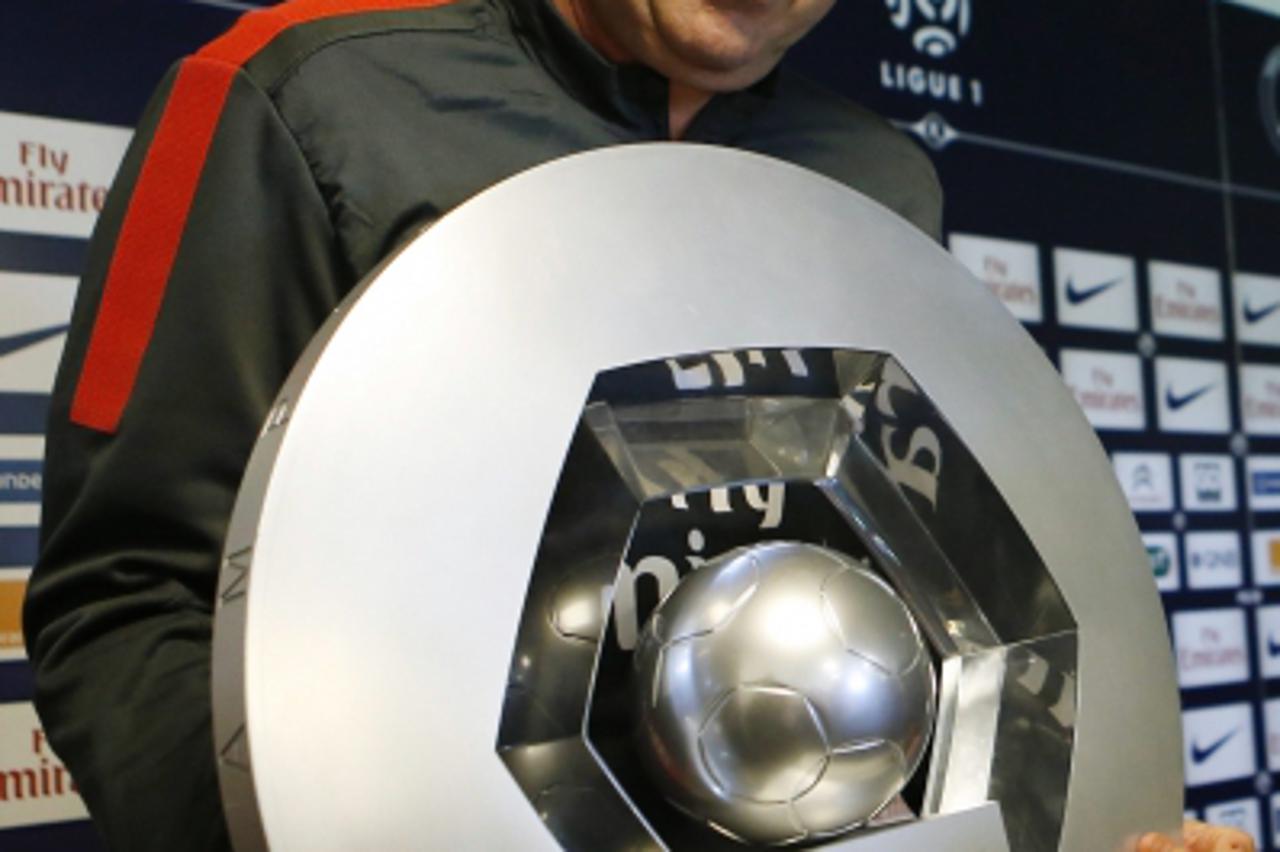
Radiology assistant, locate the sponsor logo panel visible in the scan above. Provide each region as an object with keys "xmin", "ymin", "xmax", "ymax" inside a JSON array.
[
  {"xmin": 1183, "ymin": 703, "xmax": 1256, "ymax": 786},
  {"xmin": 947, "ymin": 233, "xmax": 1041, "ymax": 323},
  {"xmin": 0, "ymin": 436, "xmax": 42, "ymax": 507},
  {"xmin": 1258, "ymin": 605, "xmax": 1280, "ymax": 680},
  {"xmin": 1268, "ymin": 698, "xmax": 1280, "ymax": 771},
  {"xmin": 1264, "ymin": 44, "xmax": 1280, "ymax": 156},
  {"xmin": 1113, "ymin": 453, "xmax": 1174, "ymax": 512},
  {"xmin": 1273, "ymin": 792, "xmax": 1280, "ymax": 852},
  {"xmin": 1172, "ymin": 608, "xmax": 1250, "ymax": 687},
  {"xmin": 0, "ymin": 272, "xmax": 77, "ymax": 396},
  {"xmin": 1053, "ymin": 247, "xmax": 1138, "ymax": 331},
  {"xmin": 1178, "ymin": 454, "xmax": 1237, "ymax": 512},
  {"xmin": 1247, "ymin": 455, "xmax": 1280, "ymax": 510},
  {"xmin": 0, "ymin": 702, "xmax": 88, "ymax": 828},
  {"xmin": 1203, "ymin": 798, "xmax": 1262, "ymax": 851},
  {"xmin": 0, "ymin": 528, "xmax": 37, "ymax": 568},
  {"xmin": 1186, "ymin": 532, "xmax": 1243, "ymax": 590},
  {"xmin": 1149, "ymin": 261, "xmax": 1224, "ymax": 341},
  {"xmin": 1251, "ymin": 530, "xmax": 1280, "ymax": 587},
  {"xmin": 1141, "ymin": 532, "xmax": 1180, "ymax": 593},
  {"xmin": 0, "ymin": 111, "xmax": 130, "ymax": 239},
  {"xmin": 1241, "ymin": 363, "xmax": 1280, "ymax": 436},
  {"xmin": 1234, "ymin": 272, "xmax": 1280, "ymax": 346},
  {"xmin": 1155, "ymin": 357, "xmax": 1230, "ymax": 434},
  {"xmin": 0, "ymin": 568, "xmax": 27, "ymax": 662},
  {"xmin": 1059, "ymin": 349, "xmax": 1145, "ymax": 431}
]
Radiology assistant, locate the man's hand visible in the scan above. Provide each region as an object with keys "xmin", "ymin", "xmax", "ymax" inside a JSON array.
[{"xmin": 1137, "ymin": 820, "xmax": 1255, "ymax": 852}]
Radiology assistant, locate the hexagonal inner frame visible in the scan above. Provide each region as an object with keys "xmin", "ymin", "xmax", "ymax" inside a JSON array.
[{"xmin": 497, "ymin": 348, "xmax": 1077, "ymax": 852}]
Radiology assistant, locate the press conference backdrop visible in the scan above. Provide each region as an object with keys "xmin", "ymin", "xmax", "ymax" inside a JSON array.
[{"xmin": 1, "ymin": 0, "xmax": 1277, "ymax": 849}]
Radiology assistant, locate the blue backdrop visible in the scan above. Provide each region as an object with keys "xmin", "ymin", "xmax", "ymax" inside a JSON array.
[{"xmin": 1, "ymin": 0, "xmax": 1278, "ymax": 848}]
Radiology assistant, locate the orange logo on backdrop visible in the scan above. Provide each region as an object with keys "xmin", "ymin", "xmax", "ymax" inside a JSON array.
[
  {"xmin": 1270, "ymin": 539, "xmax": 1280, "ymax": 575},
  {"xmin": 0, "ymin": 578, "xmax": 25, "ymax": 656}
]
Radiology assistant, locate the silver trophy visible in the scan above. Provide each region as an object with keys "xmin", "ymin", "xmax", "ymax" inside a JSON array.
[{"xmin": 211, "ymin": 145, "xmax": 1183, "ymax": 851}]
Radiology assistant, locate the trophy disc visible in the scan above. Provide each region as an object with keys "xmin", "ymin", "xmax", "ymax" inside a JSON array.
[{"xmin": 211, "ymin": 145, "xmax": 1182, "ymax": 851}]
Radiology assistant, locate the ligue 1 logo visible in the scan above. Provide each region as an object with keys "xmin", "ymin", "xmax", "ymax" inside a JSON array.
[
  {"xmin": 1263, "ymin": 45, "xmax": 1280, "ymax": 157},
  {"xmin": 886, "ymin": 0, "xmax": 972, "ymax": 58},
  {"xmin": 879, "ymin": 0, "xmax": 984, "ymax": 108}
]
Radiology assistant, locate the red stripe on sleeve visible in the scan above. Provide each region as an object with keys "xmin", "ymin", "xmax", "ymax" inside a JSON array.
[
  {"xmin": 71, "ymin": 57, "xmax": 236, "ymax": 432},
  {"xmin": 70, "ymin": 0, "xmax": 453, "ymax": 432}
]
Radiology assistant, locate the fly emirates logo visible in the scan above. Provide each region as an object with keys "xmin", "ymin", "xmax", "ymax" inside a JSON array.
[
  {"xmin": 1149, "ymin": 262, "xmax": 1224, "ymax": 341},
  {"xmin": 0, "ymin": 112, "xmax": 129, "ymax": 239},
  {"xmin": 1173, "ymin": 609, "xmax": 1249, "ymax": 689},
  {"xmin": 948, "ymin": 233, "xmax": 1041, "ymax": 323},
  {"xmin": 1059, "ymin": 350, "xmax": 1144, "ymax": 431},
  {"xmin": 0, "ymin": 703, "xmax": 87, "ymax": 829},
  {"xmin": 4, "ymin": 141, "xmax": 105, "ymax": 216},
  {"xmin": 1242, "ymin": 364, "xmax": 1280, "ymax": 436}
]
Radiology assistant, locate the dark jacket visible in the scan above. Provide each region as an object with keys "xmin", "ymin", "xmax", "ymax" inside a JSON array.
[{"xmin": 24, "ymin": 0, "xmax": 942, "ymax": 847}]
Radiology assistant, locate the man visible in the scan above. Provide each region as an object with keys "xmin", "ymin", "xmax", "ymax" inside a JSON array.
[
  {"xmin": 24, "ymin": 0, "xmax": 940, "ymax": 846},
  {"xmin": 22, "ymin": 0, "xmax": 1217, "ymax": 849}
]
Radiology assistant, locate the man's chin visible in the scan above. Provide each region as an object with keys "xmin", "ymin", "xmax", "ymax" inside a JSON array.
[
  {"xmin": 651, "ymin": 7, "xmax": 783, "ymax": 79},
  {"xmin": 657, "ymin": 34, "xmax": 782, "ymax": 90},
  {"xmin": 664, "ymin": 50, "xmax": 780, "ymax": 92}
]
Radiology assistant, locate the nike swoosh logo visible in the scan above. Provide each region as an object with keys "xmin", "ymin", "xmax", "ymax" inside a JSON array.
[
  {"xmin": 1268, "ymin": 634, "xmax": 1280, "ymax": 657},
  {"xmin": 1065, "ymin": 275, "xmax": 1124, "ymax": 305},
  {"xmin": 0, "ymin": 324, "xmax": 70, "ymax": 358},
  {"xmin": 1191, "ymin": 728, "xmax": 1238, "ymax": 763},
  {"xmin": 1244, "ymin": 299, "xmax": 1280, "ymax": 324},
  {"xmin": 1165, "ymin": 384, "xmax": 1215, "ymax": 411}
]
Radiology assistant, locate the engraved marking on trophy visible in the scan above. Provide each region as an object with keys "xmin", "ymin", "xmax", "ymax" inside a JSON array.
[
  {"xmin": 221, "ymin": 546, "xmax": 253, "ymax": 603},
  {"xmin": 263, "ymin": 398, "xmax": 291, "ymax": 434},
  {"xmin": 220, "ymin": 724, "xmax": 251, "ymax": 772}
]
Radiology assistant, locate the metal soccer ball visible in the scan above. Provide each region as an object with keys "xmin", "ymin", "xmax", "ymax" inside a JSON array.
[{"xmin": 632, "ymin": 541, "xmax": 936, "ymax": 845}]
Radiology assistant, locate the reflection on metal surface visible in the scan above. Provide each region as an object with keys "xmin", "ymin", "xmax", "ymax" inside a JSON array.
[{"xmin": 497, "ymin": 423, "xmax": 655, "ymax": 850}]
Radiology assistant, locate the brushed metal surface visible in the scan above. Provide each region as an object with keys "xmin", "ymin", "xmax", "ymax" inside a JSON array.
[{"xmin": 212, "ymin": 144, "xmax": 1182, "ymax": 850}]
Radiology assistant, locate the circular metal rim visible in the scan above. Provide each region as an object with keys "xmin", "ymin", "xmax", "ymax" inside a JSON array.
[{"xmin": 211, "ymin": 144, "xmax": 1182, "ymax": 851}]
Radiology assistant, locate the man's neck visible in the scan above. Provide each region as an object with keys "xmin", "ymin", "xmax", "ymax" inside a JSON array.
[
  {"xmin": 667, "ymin": 82, "xmax": 713, "ymax": 140},
  {"xmin": 550, "ymin": 0, "xmax": 713, "ymax": 139}
]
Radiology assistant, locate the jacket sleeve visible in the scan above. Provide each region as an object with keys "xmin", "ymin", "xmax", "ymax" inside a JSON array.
[{"xmin": 24, "ymin": 60, "xmax": 347, "ymax": 851}]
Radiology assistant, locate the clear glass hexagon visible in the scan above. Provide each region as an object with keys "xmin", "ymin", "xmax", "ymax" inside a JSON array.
[{"xmin": 498, "ymin": 348, "xmax": 1077, "ymax": 852}]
